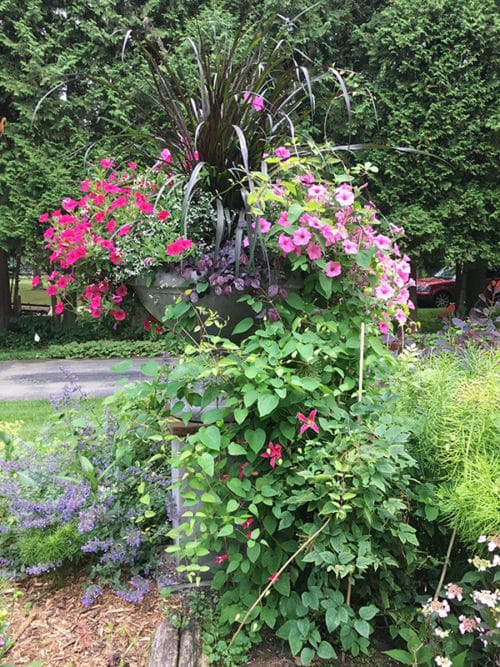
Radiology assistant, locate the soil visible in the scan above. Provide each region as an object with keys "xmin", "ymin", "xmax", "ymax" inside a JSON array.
[{"xmin": 3, "ymin": 573, "xmax": 396, "ymax": 667}]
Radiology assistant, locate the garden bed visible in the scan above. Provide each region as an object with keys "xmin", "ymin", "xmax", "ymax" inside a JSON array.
[
  {"xmin": 4, "ymin": 572, "xmax": 165, "ymax": 666},
  {"xmin": 4, "ymin": 573, "xmax": 398, "ymax": 666}
]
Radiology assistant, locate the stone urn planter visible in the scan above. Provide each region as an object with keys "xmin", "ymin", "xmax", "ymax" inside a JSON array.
[{"xmin": 129, "ymin": 269, "xmax": 256, "ymax": 338}]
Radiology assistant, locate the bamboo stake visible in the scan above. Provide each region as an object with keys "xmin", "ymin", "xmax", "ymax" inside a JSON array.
[
  {"xmin": 228, "ymin": 517, "xmax": 331, "ymax": 651},
  {"xmin": 357, "ymin": 322, "xmax": 365, "ymax": 404}
]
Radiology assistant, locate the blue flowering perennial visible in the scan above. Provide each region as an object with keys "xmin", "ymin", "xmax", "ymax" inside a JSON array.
[{"xmin": 0, "ymin": 379, "xmax": 172, "ymax": 603}]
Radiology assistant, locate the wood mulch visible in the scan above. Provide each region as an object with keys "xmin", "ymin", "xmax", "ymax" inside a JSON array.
[{"xmin": 3, "ymin": 573, "xmax": 173, "ymax": 667}]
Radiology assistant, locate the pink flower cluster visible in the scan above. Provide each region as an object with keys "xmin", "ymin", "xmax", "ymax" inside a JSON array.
[
  {"xmin": 34, "ymin": 158, "xmax": 174, "ymax": 320},
  {"xmin": 258, "ymin": 168, "xmax": 413, "ymax": 331}
]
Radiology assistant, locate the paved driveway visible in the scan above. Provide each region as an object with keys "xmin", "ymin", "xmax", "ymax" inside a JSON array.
[{"xmin": 0, "ymin": 357, "xmax": 162, "ymax": 401}]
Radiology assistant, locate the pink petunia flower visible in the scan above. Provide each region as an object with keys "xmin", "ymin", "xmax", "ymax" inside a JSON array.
[
  {"xmin": 274, "ymin": 146, "xmax": 291, "ymax": 160},
  {"xmin": 378, "ymin": 321, "xmax": 390, "ymax": 335},
  {"xmin": 293, "ymin": 228, "xmax": 312, "ymax": 246},
  {"xmin": 306, "ymin": 243, "xmax": 322, "ymax": 261},
  {"xmin": 276, "ymin": 211, "xmax": 290, "ymax": 227},
  {"xmin": 324, "ymin": 261, "xmax": 341, "ymax": 278},
  {"xmin": 334, "ymin": 183, "xmax": 355, "ymax": 207},
  {"xmin": 243, "ymin": 92, "xmax": 264, "ymax": 111},
  {"xmin": 254, "ymin": 217, "xmax": 271, "ymax": 233},
  {"xmin": 55, "ymin": 301, "xmax": 64, "ymax": 315},
  {"xmin": 342, "ymin": 240, "xmax": 358, "ymax": 255},
  {"xmin": 100, "ymin": 158, "xmax": 114, "ymax": 169},
  {"xmin": 278, "ymin": 234, "xmax": 295, "ymax": 255},
  {"xmin": 32, "ymin": 275, "xmax": 41, "ymax": 288},
  {"xmin": 157, "ymin": 210, "xmax": 170, "ymax": 221}
]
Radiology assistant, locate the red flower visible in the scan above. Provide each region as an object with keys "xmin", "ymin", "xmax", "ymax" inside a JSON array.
[
  {"xmin": 238, "ymin": 462, "xmax": 249, "ymax": 479},
  {"xmin": 165, "ymin": 238, "xmax": 193, "ymax": 257},
  {"xmin": 260, "ymin": 442, "xmax": 282, "ymax": 468},
  {"xmin": 297, "ymin": 409, "xmax": 319, "ymax": 435},
  {"xmin": 215, "ymin": 553, "xmax": 228, "ymax": 564},
  {"xmin": 109, "ymin": 308, "xmax": 126, "ymax": 321},
  {"xmin": 157, "ymin": 210, "xmax": 170, "ymax": 221},
  {"xmin": 268, "ymin": 572, "xmax": 280, "ymax": 584},
  {"xmin": 241, "ymin": 518, "xmax": 254, "ymax": 530}
]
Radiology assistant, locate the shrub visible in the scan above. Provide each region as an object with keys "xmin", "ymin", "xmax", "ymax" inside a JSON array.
[
  {"xmin": 393, "ymin": 345, "xmax": 499, "ymax": 545},
  {"xmin": 0, "ymin": 369, "xmax": 172, "ymax": 602}
]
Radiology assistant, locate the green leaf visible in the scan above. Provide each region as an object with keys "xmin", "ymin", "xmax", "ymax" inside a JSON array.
[
  {"xmin": 257, "ymin": 393, "xmax": 279, "ymax": 417},
  {"xmin": 317, "ymin": 641, "xmax": 336, "ymax": 659},
  {"xmin": 139, "ymin": 493, "xmax": 151, "ymax": 505},
  {"xmin": 226, "ymin": 499, "xmax": 239, "ymax": 512},
  {"xmin": 289, "ymin": 632, "xmax": 303, "ymax": 657},
  {"xmin": 228, "ymin": 442, "xmax": 247, "ymax": 455},
  {"xmin": 354, "ymin": 619, "xmax": 371, "ymax": 638},
  {"xmin": 301, "ymin": 590, "xmax": 319, "ymax": 611},
  {"xmin": 424, "ymin": 504, "xmax": 439, "ymax": 521},
  {"xmin": 233, "ymin": 407, "xmax": 249, "ymax": 424},
  {"xmin": 201, "ymin": 408, "xmax": 225, "ymax": 424},
  {"xmin": 232, "ymin": 317, "xmax": 254, "ymax": 335},
  {"xmin": 79, "ymin": 455, "xmax": 94, "ymax": 474},
  {"xmin": 227, "ymin": 477, "xmax": 248, "ymax": 497},
  {"xmin": 286, "ymin": 292, "xmax": 305, "ymax": 310},
  {"xmin": 325, "ymin": 607, "xmax": 340, "ymax": 632},
  {"xmin": 244, "ymin": 428, "xmax": 266, "ymax": 453},
  {"xmin": 358, "ymin": 605, "xmax": 379, "ymax": 621},
  {"xmin": 354, "ymin": 248, "xmax": 374, "ymax": 269},
  {"xmin": 274, "ymin": 575, "xmax": 290, "ymax": 597},
  {"xmin": 383, "ymin": 649, "xmax": 415, "ymax": 665},
  {"xmin": 247, "ymin": 542, "xmax": 261, "ymax": 562},
  {"xmin": 199, "ymin": 426, "xmax": 221, "ymax": 451},
  {"xmin": 218, "ymin": 524, "xmax": 234, "ymax": 537},
  {"xmin": 300, "ymin": 647, "xmax": 315, "ymax": 665},
  {"xmin": 197, "ymin": 452, "xmax": 214, "ymax": 477},
  {"xmin": 288, "ymin": 203, "xmax": 304, "ymax": 222}
]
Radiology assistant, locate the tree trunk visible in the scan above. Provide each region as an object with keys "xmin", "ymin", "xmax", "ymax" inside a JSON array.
[
  {"xmin": 455, "ymin": 261, "xmax": 487, "ymax": 317},
  {"xmin": 11, "ymin": 248, "xmax": 22, "ymax": 315},
  {"xmin": 0, "ymin": 248, "xmax": 11, "ymax": 330}
]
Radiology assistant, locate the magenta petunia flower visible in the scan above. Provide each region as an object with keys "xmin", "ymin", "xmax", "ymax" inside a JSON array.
[{"xmin": 165, "ymin": 238, "xmax": 193, "ymax": 256}]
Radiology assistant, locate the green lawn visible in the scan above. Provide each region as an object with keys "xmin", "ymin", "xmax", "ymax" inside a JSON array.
[
  {"xmin": 0, "ymin": 398, "xmax": 103, "ymax": 443},
  {"xmin": 416, "ymin": 307, "xmax": 447, "ymax": 333},
  {"xmin": 18, "ymin": 277, "xmax": 51, "ymax": 306}
]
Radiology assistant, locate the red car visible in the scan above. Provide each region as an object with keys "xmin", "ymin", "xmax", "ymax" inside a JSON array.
[
  {"xmin": 416, "ymin": 267, "xmax": 456, "ymax": 308},
  {"xmin": 416, "ymin": 267, "xmax": 500, "ymax": 308}
]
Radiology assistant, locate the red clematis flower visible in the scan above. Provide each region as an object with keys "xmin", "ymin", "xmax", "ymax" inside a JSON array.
[{"xmin": 297, "ymin": 409, "xmax": 319, "ymax": 435}]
